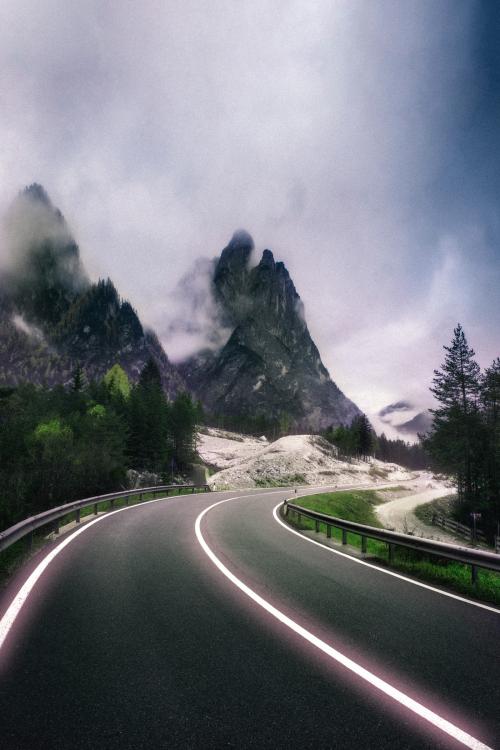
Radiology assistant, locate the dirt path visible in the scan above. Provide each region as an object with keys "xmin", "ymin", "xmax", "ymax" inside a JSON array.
[{"xmin": 375, "ymin": 480, "xmax": 456, "ymax": 542}]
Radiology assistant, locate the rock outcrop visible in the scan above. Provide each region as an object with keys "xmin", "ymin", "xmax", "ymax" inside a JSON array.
[
  {"xmin": 0, "ymin": 184, "xmax": 184, "ymax": 394},
  {"xmin": 181, "ymin": 231, "xmax": 360, "ymax": 430}
]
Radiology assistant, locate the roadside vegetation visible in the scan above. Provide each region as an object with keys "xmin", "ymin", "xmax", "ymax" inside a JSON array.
[
  {"xmin": 424, "ymin": 325, "xmax": 500, "ymax": 540},
  {"xmin": 322, "ymin": 414, "xmax": 429, "ymax": 470},
  {"xmin": 286, "ymin": 490, "xmax": 500, "ymax": 606},
  {"xmin": 414, "ymin": 495, "xmax": 457, "ymax": 527},
  {"xmin": 0, "ymin": 359, "xmax": 200, "ymax": 532}
]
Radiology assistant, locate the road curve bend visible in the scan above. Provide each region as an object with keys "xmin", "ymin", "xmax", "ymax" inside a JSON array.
[{"xmin": 0, "ymin": 488, "xmax": 498, "ymax": 749}]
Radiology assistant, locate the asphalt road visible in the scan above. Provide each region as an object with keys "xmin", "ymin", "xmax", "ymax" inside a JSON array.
[{"xmin": 0, "ymin": 488, "xmax": 499, "ymax": 749}]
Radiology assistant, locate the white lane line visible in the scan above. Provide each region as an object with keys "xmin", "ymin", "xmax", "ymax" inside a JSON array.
[
  {"xmin": 273, "ymin": 502, "xmax": 500, "ymax": 615},
  {"xmin": 195, "ymin": 495, "xmax": 493, "ymax": 750},
  {"xmin": 0, "ymin": 494, "xmax": 178, "ymax": 652}
]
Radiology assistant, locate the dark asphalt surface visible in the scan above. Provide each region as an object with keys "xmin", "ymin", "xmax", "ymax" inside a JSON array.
[{"xmin": 0, "ymin": 488, "xmax": 499, "ymax": 749}]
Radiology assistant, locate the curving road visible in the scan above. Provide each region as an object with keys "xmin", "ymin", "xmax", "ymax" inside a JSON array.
[{"xmin": 0, "ymin": 488, "xmax": 499, "ymax": 749}]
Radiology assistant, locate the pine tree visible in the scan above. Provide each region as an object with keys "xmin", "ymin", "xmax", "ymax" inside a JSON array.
[
  {"xmin": 427, "ymin": 324, "xmax": 481, "ymax": 506},
  {"xmin": 71, "ymin": 364, "xmax": 86, "ymax": 392},
  {"xmin": 103, "ymin": 363, "xmax": 131, "ymax": 400},
  {"xmin": 170, "ymin": 392, "xmax": 197, "ymax": 469},
  {"xmin": 356, "ymin": 414, "xmax": 374, "ymax": 460},
  {"xmin": 138, "ymin": 358, "xmax": 162, "ymax": 388},
  {"xmin": 127, "ymin": 360, "xmax": 169, "ymax": 473},
  {"xmin": 481, "ymin": 358, "xmax": 500, "ymax": 525}
]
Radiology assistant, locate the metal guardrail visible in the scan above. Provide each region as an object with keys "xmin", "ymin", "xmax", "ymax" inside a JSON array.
[
  {"xmin": 284, "ymin": 500, "xmax": 500, "ymax": 584},
  {"xmin": 0, "ymin": 483, "xmax": 210, "ymax": 553}
]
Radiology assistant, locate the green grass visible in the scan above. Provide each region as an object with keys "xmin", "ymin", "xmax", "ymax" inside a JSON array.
[
  {"xmin": 293, "ymin": 489, "xmax": 382, "ymax": 525},
  {"xmin": 288, "ymin": 490, "xmax": 386, "ymax": 553},
  {"xmin": 285, "ymin": 490, "xmax": 500, "ymax": 606},
  {"xmin": 0, "ymin": 486, "xmax": 199, "ymax": 587}
]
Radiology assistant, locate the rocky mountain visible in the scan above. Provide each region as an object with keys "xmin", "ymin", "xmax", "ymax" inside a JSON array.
[
  {"xmin": 180, "ymin": 230, "xmax": 361, "ymax": 431},
  {"xmin": 397, "ymin": 411, "xmax": 433, "ymax": 436},
  {"xmin": 0, "ymin": 184, "xmax": 184, "ymax": 394},
  {"xmin": 378, "ymin": 401, "xmax": 432, "ymax": 439}
]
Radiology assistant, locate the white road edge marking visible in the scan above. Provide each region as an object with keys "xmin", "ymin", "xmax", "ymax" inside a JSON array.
[
  {"xmin": 273, "ymin": 502, "xmax": 500, "ymax": 615},
  {"xmin": 195, "ymin": 495, "xmax": 493, "ymax": 750},
  {"xmin": 0, "ymin": 495, "xmax": 171, "ymax": 652}
]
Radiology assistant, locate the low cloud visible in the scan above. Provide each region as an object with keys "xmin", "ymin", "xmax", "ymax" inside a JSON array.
[
  {"xmin": 11, "ymin": 313, "xmax": 46, "ymax": 342},
  {"xmin": 159, "ymin": 256, "xmax": 232, "ymax": 362},
  {"xmin": 0, "ymin": 1, "xmax": 498, "ymax": 424},
  {"xmin": 1, "ymin": 185, "xmax": 88, "ymax": 296}
]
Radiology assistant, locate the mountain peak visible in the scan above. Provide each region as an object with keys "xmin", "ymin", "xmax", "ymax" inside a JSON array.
[
  {"xmin": 0, "ymin": 186, "xmax": 185, "ymax": 396},
  {"xmin": 181, "ymin": 234, "xmax": 361, "ymax": 431},
  {"xmin": 214, "ymin": 230, "xmax": 254, "ymax": 295},
  {"xmin": 22, "ymin": 183, "xmax": 52, "ymax": 206},
  {"xmin": 259, "ymin": 248, "xmax": 275, "ymax": 269},
  {"xmin": 228, "ymin": 229, "xmax": 254, "ymax": 250}
]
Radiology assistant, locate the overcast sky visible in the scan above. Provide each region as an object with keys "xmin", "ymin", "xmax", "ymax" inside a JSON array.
[{"xmin": 1, "ymin": 0, "xmax": 499, "ymax": 427}]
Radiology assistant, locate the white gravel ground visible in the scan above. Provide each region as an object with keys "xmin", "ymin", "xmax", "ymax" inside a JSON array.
[
  {"xmin": 198, "ymin": 430, "xmax": 413, "ymax": 490},
  {"xmin": 375, "ymin": 475, "xmax": 456, "ymax": 541},
  {"xmin": 197, "ymin": 429, "xmax": 460, "ymax": 542}
]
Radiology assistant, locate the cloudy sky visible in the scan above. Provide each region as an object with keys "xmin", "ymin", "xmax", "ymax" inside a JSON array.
[{"xmin": 1, "ymin": 0, "xmax": 499, "ymax": 428}]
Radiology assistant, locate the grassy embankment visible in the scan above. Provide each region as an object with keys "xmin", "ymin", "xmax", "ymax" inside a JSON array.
[
  {"xmin": 285, "ymin": 489, "xmax": 500, "ymax": 606},
  {"xmin": 0, "ymin": 487, "xmax": 197, "ymax": 586}
]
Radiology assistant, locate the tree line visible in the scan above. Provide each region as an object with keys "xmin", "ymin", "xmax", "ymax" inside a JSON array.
[
  {"xmin": 0, "ymin": 359, "xmax": 199, "ymax": 529},
  {"xmin": 424, "ymin": 324, "xmax": 500, "ymax": 536},
  {"xmin": 322, "ymin": 414, "xmax": 429, "ymax": 470}
]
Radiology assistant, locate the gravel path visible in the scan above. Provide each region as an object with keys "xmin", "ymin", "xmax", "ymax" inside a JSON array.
[{"xmin": 375, "ymin": 479, "xmax": 456, "ymax": 542}]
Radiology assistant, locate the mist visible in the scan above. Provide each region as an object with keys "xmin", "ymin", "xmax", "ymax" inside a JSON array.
[
  {"xmin": 1, "ymin": 1, "xmax": 499, "ymax": 422},
  {"xmin": 1, "ymin": 185, "xmax": 89, "ymax": 296},
  {"xmin": 160, "ymin": 256, "xmax": 232, "ymax": 362}
]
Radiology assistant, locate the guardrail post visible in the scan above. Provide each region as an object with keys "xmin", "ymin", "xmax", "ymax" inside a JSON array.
[
  {"xmin": 361, "ymin": 536, "xmax": 367, "ymax": 554},
  {"xmin": 76, "ymin": 509, "xmax": 81, "ymax": 524},
  {"xmin": 297, "ymin": 513, "xmax": 302, "ymax": 524},
  {"xmin": 388, "ymin": 543, "xmax": 395, "ymax": 563},
  {"xmin": 54, "ymin": 519, "xmax": 60, "ymax": 535},
  {"xmin": 94, "ymin": 503, "xmax": 98, "ymax": 515},
  {"xmin": 471, "ymin": 565, "xmax": 478, "ymax": 586},
  {"xmin": 284, "ymin": 503, "xmax": 289, "ymax": 516},
  {"xmin": 192, "ymin": 487, "xmax": 195, "ymax": 493},
  {"xmin": 125, "ymin": 495, "xmax": 129, "ymax": 506},
  {"xmin": 326, "ymin": 524, "xmax": 331, "ymax": 538},
  {"xmin": 110, "ymin": 498, "xmax": 115, "ymax": 510},
  {"xmin": 139, "ymin": 493, "xmax": 142, "ymax": 502},
  {"xmin": 342, "ymin": 529, "xmax": 347, "ymax": 545},
  {"xmin": 27, "ymin": 531, "xmax": 33, "ymax": 550},
  {"xmin": 315, "ymin": 520, "xmax": 320, "ymax": 533}
]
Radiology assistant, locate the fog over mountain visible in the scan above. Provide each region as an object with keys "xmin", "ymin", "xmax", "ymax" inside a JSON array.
[
  {"xmin": 0, "ymin": 186, "xmax": 360, "ymax": 431},
  {"xmin": 1, "ymin": 2, "xmax": 499, "ymax": 425},
  {"xmin": 179, "ymin": 230, "xmax": 360, "ymax": 430},
  {"xmin": 0, "ymin": 185, "xmax": 183, "ymax": 393}
]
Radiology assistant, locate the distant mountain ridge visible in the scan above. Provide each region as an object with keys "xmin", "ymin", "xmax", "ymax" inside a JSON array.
[
  {"xmin": 180, "ymin": 230, "xmax": 361, "ymax": 430},
  {"xmin": 0, "ymin": 184, "xmax": 183, "ymax": 394},
  {"xmin": 378, "ymin": 400, "xmax": 432, "ymax": 438},
  {"xmin": 0, "ymin": 187, "xmax": 361, "ymax": 430}
]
